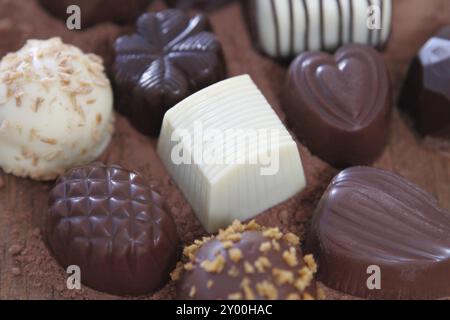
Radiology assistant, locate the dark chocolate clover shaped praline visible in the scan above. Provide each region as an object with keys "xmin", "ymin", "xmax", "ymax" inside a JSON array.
[
  {"xmin": 46, "ymin": 163, "xmax": 180, "ymax": 296},
  {"xmin": 113, "ymin": 10, "xmax": 226, "ymax": 136}
]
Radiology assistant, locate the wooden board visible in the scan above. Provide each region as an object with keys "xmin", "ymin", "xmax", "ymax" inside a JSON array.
[{"xmin": 0, "ymin": 0, "xmax": 450, "ymax": 299}]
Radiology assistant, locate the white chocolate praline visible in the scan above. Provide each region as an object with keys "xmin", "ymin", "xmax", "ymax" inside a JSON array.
[
  {"xmin": 158, "ymin": 75, "xmax": 306, "ymax": 233},
  {"xmin": 0, "ymin": 38, "xmax": 114, "ymax": 181}
]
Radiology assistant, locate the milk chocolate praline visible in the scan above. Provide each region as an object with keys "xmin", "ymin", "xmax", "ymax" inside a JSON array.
[
  {"xmin": 174, "ymin": 220, "xmax": 322, "ymax": 300},
  {"xmin": 305, "ymin": 166, "xmax": 450, "ymax": 299},
  {"xmin": 282, "ymin": 44, "xmax": 392, "ymax": 167},
  {"xmin": 113, "ymin": 10, "xmax": 226, "ymax": 136},
  {"xmin": 47, "ymin": 163, "xmax": 180, "ymax": 296}
]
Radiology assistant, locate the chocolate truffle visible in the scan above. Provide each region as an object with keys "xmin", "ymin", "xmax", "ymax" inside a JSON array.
[
  {"xmin": 398, "ymin": 26, "xmax": 450, "ymax": 136},
  {"xmin": 39, "ymin": 0, "xmax": 152, "ymax": 28},
  {"xmin": 47, "ymin": 163, "xmax": 179, "ymax": 296},
  {"xmin": 113, "ymin": 10, "xmax": 226, "ymax": 136},
  {"xmin": 245, "ymin": 0, "xmax": 392, "ymax": 59},
  {"xmin": 305, "ymin": 166, "xmax": 450, "ymax": 300},
  {"xmin": 282, "ymin": 44, "xmax": 392, "ymax": 167},
  {"xmin": 174, "ymin": 220, "xmax": 322, "ymax": 300},
  {"xmin": 0, "ymin": 38, "xmax": 114, "ymax": 181},
  {"xmin": 164, "ymin": 0, "xmax": 235, "ymax": 11}
]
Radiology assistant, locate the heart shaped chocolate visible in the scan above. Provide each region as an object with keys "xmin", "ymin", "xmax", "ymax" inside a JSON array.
[
  {"xmin": 282, "ymin": 44, "xmax": 392, "ymax": 167},
  {"xmin": 305, "ymin": 167, "xmax": 450, "ymax": 300}
]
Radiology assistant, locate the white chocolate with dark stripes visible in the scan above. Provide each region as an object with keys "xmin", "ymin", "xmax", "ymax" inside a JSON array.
[{"xmin": 247, "ymin": 0, "xmax": 392, "ymax": 58}]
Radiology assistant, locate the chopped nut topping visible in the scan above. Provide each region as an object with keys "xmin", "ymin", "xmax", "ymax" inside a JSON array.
[
  {"xmin": 240, "ymin": 277, "xmax": 255, "ymax": 300},
  {"xmin": 184, "ymin": 262, "xmax": 194, "ymax": 271},
  {"xmin": 200, "ymin": 254, "xmax": 225, "ymax": 273},
  {"xmin": 40, "ymin": 137, "xmax": 57, "ymax": 145},
  {"xmin": 179, "ymin": 220, "xmax": 318, "ymax": 300},
  {"xmin": 259, "ymin": 241, "xmax": 272, "ymax": 253},
  {"xmin": 189, "ymin": 286, "xmax": 196, "ymax": 298},
  {"xmin": 256, "ymin": 281, "xmax": 278, "ymax": 300},
  {"xmin": 295, "ymin": 267, "xmax": 314, "ymax": 291},
  {"xmin": 272, "ymin": 268, "xmax": 294, "ymax": 285},
  {"xmin": 43, "ymin": 150, "xmax": 62, "ymax": 161},
  {"xmin": 282, "ymin": 247, "xmax": 298, "ymax": 267},
  {"xmin": 271, "ymin": 239, "xmax": 281, "ymax": 251},
  {"xmin": 245, "ymin": 220, "xmax": 260, "ymax": 230},
  {"xmin": 221, "ymin": 240, "xmax": 233, "ymax": 249},
  {"xmin": 287, "ymin": 293, "xmax": 301, "ymax": 300},
  {"xmin": 262, "ymin": 227, "xmax": 283, "ymax": 240},
  {"xmin": 303, "ymin": 293, "xmax": 315, "ymax": 300},
  {"xmin": 228, "ymin": 266, "xmax": 240, "ymax": 277},
  {"xmin": 32, "ymin": 97, "xmax": 44, "ymax": 112},
  {"xmin": 254, "ymin": 256, "xmax": 271, "ymax": 273},
  {"xmin": 304, "ymin": 254, "xmax": 317, "ymax": 273},
  {"xmin": 283, "ymin": 232, "xmax": 300, "ymax": 246},
  {"xmin": 228, "ymin": 292, "xmax": 242, "ymax": 300},
  {"xmin": 170, "ymin": 262, "xmax": 183, "ymax": 281},
  {"xmin": 14, "ymin": 90, "xmax": 24, "ymax": 107},
  {"xmin": 21, "ymin": 146, "xmax": 34, "ymax": 159},
  {"xmin": 244, "ymin": 261, "xmax": 255, "ymax": 274},
  {"xmin": 183, "ymin": 243, "xmax": 200, "ymax": 260},
  {"xmin": 228, "ymin": 248, "xmax": 243, "ymax": 263}
]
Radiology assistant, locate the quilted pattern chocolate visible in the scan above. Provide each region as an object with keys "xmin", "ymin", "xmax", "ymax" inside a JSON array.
[{"xmin": 47, "ymin": 163, "xmax": 179, "ymax": 296}]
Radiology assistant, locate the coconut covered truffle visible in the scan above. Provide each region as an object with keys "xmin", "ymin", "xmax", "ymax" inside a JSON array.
[
  {"xmin": 173, "ymin": 220, "xmax": 323, "ymax": 300},
  {"xmin": 0, "ymin": 38, "xmax": 114, "ymax": 180}
]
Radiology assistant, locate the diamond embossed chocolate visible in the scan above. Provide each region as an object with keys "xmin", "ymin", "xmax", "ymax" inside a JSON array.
[
  {"xmin": 47, "ymin": 163, "xmax": 179, "ymax": 296},
  {"xmin": 113, "ymin": 10, "xmax": 226, "ymax": 136}
]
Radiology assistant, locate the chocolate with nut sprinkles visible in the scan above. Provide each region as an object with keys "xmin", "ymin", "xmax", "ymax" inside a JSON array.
[
  {"xmin": 46, "ymin": 163, "xmax": 179, "ymax": 296},
  {"xmin": 113, "ymin": 10, "xmax": 226, "ymax": 136},
  {"xmin": 174, "ymin": 220, "xmax": 322, "ymax": 300}
]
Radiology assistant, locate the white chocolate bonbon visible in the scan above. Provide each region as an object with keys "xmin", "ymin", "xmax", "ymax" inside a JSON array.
[
  {"xmin": 0, "ymin": 38, "xmax": 114, "ymax": 180},
  {"xmin": 158, "ymin": 75, "xmax": 306, "ymax": 232}
]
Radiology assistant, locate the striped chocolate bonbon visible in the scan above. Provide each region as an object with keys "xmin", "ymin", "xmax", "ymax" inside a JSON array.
[{"xmin": 246, "ymin": 0, "xmax": 392, "ymax": 59}]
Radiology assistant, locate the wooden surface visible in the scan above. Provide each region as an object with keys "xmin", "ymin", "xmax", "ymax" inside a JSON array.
[{"xmin": 1, "ymin": 0, "xmax": 450, "ymax": 299}]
